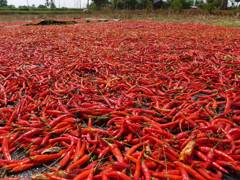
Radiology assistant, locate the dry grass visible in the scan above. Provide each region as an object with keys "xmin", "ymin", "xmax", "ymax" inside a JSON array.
[{"xmin": 0, "ymin": 10, "xmax": 239, "ymax": 27}]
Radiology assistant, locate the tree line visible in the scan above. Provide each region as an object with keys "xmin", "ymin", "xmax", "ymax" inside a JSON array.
[
  {"xmin": 0, "ymin": 0, "xmax": 239, "ymax": 12},
  {"xmin": 0, "ymin": 0, "xmax": 56, "ymax": 9},
  {"xmin": 91, "ymin": 0, "xmax": 239, "ymax": 10}
]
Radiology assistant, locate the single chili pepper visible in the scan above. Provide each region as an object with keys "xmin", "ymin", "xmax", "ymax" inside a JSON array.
[
  {"xmin": 195, "ymin": 150, "xmax": 211, "ymax": 166},
  {"xmin": 106, "ymin": 143, "xmax": 124, "ymax": 163},
  {"xmin": 106, "ymin": 171, "xmax": 131, "ymax": 180},
  {"xmin": 49, "ymin": 137, "xmax": 71, "ymax": 144},
  {"xmin": 51, "ymin": 125, "xmax": 71, "ymax": 134},
  {"xmin": 49, "ymin": 114, "xmax": 73, "ymax": 127},
  {"xmin": 14, "ymin": 128, "xmax": 42, "ymax": 143},
  {"xmin": 141, "ymin": 161, "xmax": 151, "ymax": 180},
  {"xmin": 6, "ymin": 109, "xmax": 17, "ymax": 126},
  {"xmin": 133, "ymin": 150, "xmax": 143, "ymax": 180},
  {"xmin": 40, "ymin": 133, "xmax": 51, "ymax": 146},
  {"xmin": 53, "ymin": 121, "xmax": 71, "ymax": 130},
  {"xmin": 59, "ymin": 148, "xmax": 73, "ymax": 169},
  {"xmin": 44, "ymin": 173, "xmax": 66, "ymax": 180},
  {"xmin": 126, "ymin": 142, "xmax": 144, "ymax": 162},
  {"xmin": 114, "ymin": 122, "xmax": 125, "ymax": 139},
  {"xmin": 151, "ymin": 171, "xmax": 182, "ymax": 180},
  {"xmin": 101, "ymin": 174, "xmax": 108, "ymax": 180},
  {"xmin": 73, "ymin": 169, "xmax": 91, "ymax": 180},
  {"xmin": 87, "ymin": 168, "xmax": 94, "ymax": 180},
  {"xmin": 67, "ymin": 154, "xmax": 90, "ymax": 172},
  {"xmin": 199, "ymin": 146, "xmax": 235, "ymax": 162},
  {"xmin": 45, "ymin": 110, "xmax": 64, "ymax": 116},
  {"xmin": 144, "ymin": 127, "xmax": 174, "ymax": 139},
  {"xmin": 99, "ymin": 146, "xmax": 110, "ymax": 159},
  {"xmin": 196, "ymin": 168, "xmax": 218, "ymax": 180},
  {"xmin": 112, "ymin": 161, "xmax": 129, "ymax": 171},
  {"xmin": 179, "ymin": 166, "xmax": 190, "ymax": 180},
  {"xmin": 224, "ymin": 93, "xmax": 232, "ymax": 115},
  {"xmin": 2, "ymin": 136, "xmax": 11, "ymax": 160},
  {"xmin": 144, "ymin": 159, "xmax": 158, "ymax": 169},
  {"xmin": 73, "ymin": 141, "xmax": 86, "ymax": 162},
  {"xmin": 10, "ymin": 162, "xmax": 35, "ymax": 173},
  {"xmin": 174, "ymin": 161, "xmax": 205, "ymax": 180}
]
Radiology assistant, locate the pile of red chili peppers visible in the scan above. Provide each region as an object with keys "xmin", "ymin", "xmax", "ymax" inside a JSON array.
[{"xmin": 0, "ymin": 20, "xmax": 240, "ymax": 179}]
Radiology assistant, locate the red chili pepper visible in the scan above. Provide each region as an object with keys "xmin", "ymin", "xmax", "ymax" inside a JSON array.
[
  {"xmin": 133, "ymin": 150, "xmax": 143, "ymax": 180},
  {"xmin": 179, "ymin": 166, "xmax": 190, "ymax": 180},
  {"xmin": 199, "ymin": 146, "xmax": 235, "ymax": 162},
  {"xmin": 106, "ymin": 171, "xmax": 131, "ymax": 180},
  {"xmin": 2, "ymin": 137, "xmax": 11, "ymax": 160},
  {"xmin": 73, "ymin": 169, "xmax": 92, "ymax": 180},
  {"xmin": 49, "ymin": 114, "xmax": 73, "ymax": 127},
  {"xmin": 151, "ymin": 171, "xmax": 182, "ymax": 180},
  {"xmin": 67, "ymin": 154, "xmax": 90, "ymax": 172},
  {"xmin": 126, "ymin": 142, "xmax": 144, "ymax": 163},
  {"xmin": 141, "ymin": 161, "xmax": 151, "ymax": 180},
  {"xmin": 174, "ymin": 161, "xmax": 205, "ymax": 180},
  {"xmin": 101, "ymin": 174, "xmax": 108, "ymax": 180},
  {"xmin": 59, "ymin": 148, "xmax": 73, "ymax": 168},
  {"xmin": 10, "ymin": 163, "xmax": 35, "ymax": 173},
  {"xmin": 30, "ymin": 152, "xmax": 63, "ymax": 164},
  {"xmin": 196, "ymin": 168, "xmax": 219, "ymax": 180},
  {"xmin": 99, "ymin": 146, "xmax": 110, "ymax": 159},
  {"xmin": 73, "ymin": 140, "xmax": 86, "ymax": 162}
]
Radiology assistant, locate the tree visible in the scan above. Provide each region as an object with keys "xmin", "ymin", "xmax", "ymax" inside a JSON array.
[
  {"xmin": 92, "ymin": 0, "xmax": 109, "ymax": 9},
  {"xmin": 220, "ymin": 0, "xmax": 228, "ymax": 9},
  {"xmin": 38, "ymin": 4, "xmax": 47, "ymax": 8},
  {"xmin": 0, "ymin": 0, "xmax": 7, "ymax": 7},
  {"xmin": 50, "ymin": 1, "xmax": 56, "ymax": 8},
  {"xmin": 45, "ymin": 0, "xmax": 50, "ymax": 7},
  {"xmin": 19, "ymin": 5, "xmax": 29, "ymax": 9},
  {"xmin": 7, "ymin": 4, "xmax": 15, "ymax": 8},
  {"xmin": 45, "ymin": 0, "xmax": 56, "ymax": 8}
]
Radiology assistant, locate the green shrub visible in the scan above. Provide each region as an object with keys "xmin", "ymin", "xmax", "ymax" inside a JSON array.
[
  {"xmin": 198, "ymin": 0, "xmax": 221, "ymax": 13},
  {"xmin": 170, "ymin": 0, "xmax": 183, "ymax": 11}
]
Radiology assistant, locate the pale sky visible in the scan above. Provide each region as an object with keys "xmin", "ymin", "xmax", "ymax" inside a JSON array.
[{"xmin": 8, "ymin": 0, "xmax": 90, "ymax": 8}]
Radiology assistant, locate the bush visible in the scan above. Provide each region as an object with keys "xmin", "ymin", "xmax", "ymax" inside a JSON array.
[
  {"xmin": 170, "ymin": 0, "xmax": 192, "ymax": 11},
  {"xmin": 92, "ymin": 0, "xmax": 109, "ymax": 9},
  {"xmin": 112, "ymin": 0, "xmax": 152, "ymax": 10},
  {"xmin": 198, "ymin": 0, "xmax": 221, "ymax": 13},
  {"xmin": 182, "ymin": 0, "xmax": 192, "ymax": 8},
  {"xmin": 157, "ymin": 1, "xmax": 171, "ymax": 9},
  {"xmin": 113, "ymin": 0, "xmax": 137, "ymax": 9},
  {"xmin": 170, "ymin": 0, "xmax": 183, "ymax": 11}
]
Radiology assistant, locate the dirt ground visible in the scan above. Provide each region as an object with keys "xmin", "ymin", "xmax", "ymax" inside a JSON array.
[{"xmin": 0, "ymin": 10, "xmax": 239, "ymax": 27}]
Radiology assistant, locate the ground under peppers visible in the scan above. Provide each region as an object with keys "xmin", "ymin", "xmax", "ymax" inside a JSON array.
[{"xmin": 0, "ymin": 20, "xmax": 240, "ymax": 179}]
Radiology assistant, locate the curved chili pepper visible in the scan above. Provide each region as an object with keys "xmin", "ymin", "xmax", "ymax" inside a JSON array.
[
  {"xmin": 73, "ymin": 169, "xmax": 92, "ymax": 180},
  {"xmin": 106, "ymin": 171, "xmax": 131, "ymax": 180},
  {"xmin": 2, "ymin": 137, "xmax": 11, "ymax": 160},
  {"xmin": 174, "ymin": 161, "xmax": 205, "ymax": 180},
  {"xmin": 67, "ymin": 154, "xmax": 90, "ymax": 172}
]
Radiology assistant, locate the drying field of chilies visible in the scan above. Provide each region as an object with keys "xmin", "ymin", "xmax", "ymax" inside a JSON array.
[{"xmin": 0, "ymin": 20, "xmax": 240, "ymax": 179}]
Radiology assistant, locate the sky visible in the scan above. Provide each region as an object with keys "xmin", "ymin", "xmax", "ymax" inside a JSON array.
[{"xmin": 8, "ymin": 0, "xmax": 90, "ymax": 8}]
